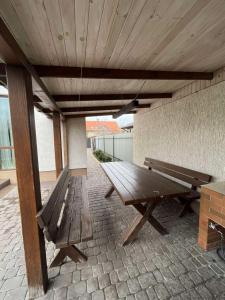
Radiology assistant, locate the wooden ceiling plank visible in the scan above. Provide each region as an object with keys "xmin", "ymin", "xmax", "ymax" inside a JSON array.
[
  {"xmin": 147, "ymin": 1, "xmax": 225, "ymax": 70},
  {"xmin": 107, "ymin": 0, "xmax": 146, "ymax": 68},
  {"xmin": 0, "ymin": 0, "xmax": 39, "ymax": 63},
  {"xmin": 101, "ymin": 0, "xmax": 133, "ymax": 66},
  {"xmin": 93, "ymin": 0, "xmax": 119, "ymax": 67},
  {"xmin": 43, "ymin": 0, "xmax": 68, "ymax": 95},
  {"xmin": 144, "ymin": 0, "xmax": 211, "ymax": 69},
  {"xmin": 10, "ymin": 0, "xmax": 50, "ymax": 64},
  {"xmin": 117, "ymin": 0, "xmax": 193, "ymax": 69},
  {"xmin": 59, "ymin": 0, "xmax": 77, "ymax": 95},
  {"xmin": 34, "ymin": 65, "xmax": 213, "ymax": 80},
  {"xmin": 29, "ymin": 0, "xmax": 67, "ymax": 94},
  {"xmin": 75, "ymin": 0, "xmax": 90, "ymax": 68},
  {"xmin": 0, "ymin": 16, "xmax": 60, "ymax": 112},
  {"xmin": 85, "ymin": 0, "xmax": 104, "ymax": 67}
]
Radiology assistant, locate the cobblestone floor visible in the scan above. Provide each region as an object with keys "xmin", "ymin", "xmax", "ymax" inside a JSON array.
[{"xmin": 1, "ymin": 151, "xmax": 225, "ymax": 300}]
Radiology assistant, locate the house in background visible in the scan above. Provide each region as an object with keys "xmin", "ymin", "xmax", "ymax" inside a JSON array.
[
  {"xmin": 86, "ymin": 120, "xmax": 121, "ymax": 149},
  {"xmin": 86, "ymin": 120, "xmax": 121, "ymax": 138}
]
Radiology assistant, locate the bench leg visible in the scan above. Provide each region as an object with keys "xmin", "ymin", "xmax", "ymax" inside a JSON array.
[
  {"xmin": 66, "ymin": 245, "xmax": 87, "ymax": 263},
  {"xmin": 50, "ymin": 249, "xmax": 67, "ymax": 268},
  {"xmin": 105, "ymin": 186, "xmax": 114, "ymax": 198},
  {"xmin": 50, "ymin": 246, "xmax": 87, "ymax": 268},
  {"xmin": 179, "ymin": 199, "xmax": 195, "ymax": 217}
]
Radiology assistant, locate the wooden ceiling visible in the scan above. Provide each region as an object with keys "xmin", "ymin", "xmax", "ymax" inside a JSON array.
[{"xmin": 0, "ymin": 0, "xmax": 225, "ymax": 117}]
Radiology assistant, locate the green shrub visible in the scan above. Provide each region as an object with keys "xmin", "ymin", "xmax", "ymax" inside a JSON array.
[{"xmin": 93, "ymin": 149, "xmax": 112, "ymax": 162}]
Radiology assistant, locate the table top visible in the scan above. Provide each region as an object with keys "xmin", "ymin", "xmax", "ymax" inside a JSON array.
[{"xmin": 101, "ymin": 161, "xmax": 191, "ymax": 205}]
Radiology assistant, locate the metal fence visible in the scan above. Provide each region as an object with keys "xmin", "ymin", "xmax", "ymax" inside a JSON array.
[{"xmin": 92, "ymin": 132, "xmax": 133, "ymax": 162}]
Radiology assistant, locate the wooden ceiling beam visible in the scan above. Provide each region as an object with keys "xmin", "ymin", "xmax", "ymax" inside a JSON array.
[
  {"xmin": 34, "ymin": 65, "xmax": 213, "ymax": 80},
  {"xmin": 43, "ymin": 104, "xmax": 150, "ymax": 114},
  {"xmin": 45, "ymin": 93, "xmax": 172, "ymax": 102},
  {"xmin": 65, "ymin": 111, "xmax": 136, "ymax": 119},
  {"xmin": 0, "ymin": 18, "xmax": 60, "ymax": 112}
]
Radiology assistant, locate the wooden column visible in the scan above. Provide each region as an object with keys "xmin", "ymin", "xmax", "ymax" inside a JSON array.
[
  {"xmin": 53, "ymin": 112, "xmax": 63, "ymax": 177},
  {"xmin": 6, "ymin": 65, "xmax": 48, "ymax": 298}
]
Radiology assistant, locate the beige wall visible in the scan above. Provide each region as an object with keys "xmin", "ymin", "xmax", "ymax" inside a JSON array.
[
  {"xmin": 134, "ymin": 70, "xmax": 225, "ymax": 182},
  {"xmin": 0, "ymin": 112, "xmax": 88, "ymax": 182},
  {"xmin": 35, "ymin": 109, "xmax": 55, "ymax": 172},
  {"xmin": 0, "ymin": 109, "xmax": 56, "ymax": 183},
  {"xmin": 67, "ymin": 118, "xmax": 87, "ymax": 170}
]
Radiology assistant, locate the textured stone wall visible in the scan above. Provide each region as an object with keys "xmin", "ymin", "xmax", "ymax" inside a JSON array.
[{"xmin": 134, "ymin": 72, "xmax": 225, "ymax": 182}]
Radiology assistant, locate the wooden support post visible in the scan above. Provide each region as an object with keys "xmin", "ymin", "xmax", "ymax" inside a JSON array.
[
  {"xmin": 6, "ymin": 65, "xmax": 48, "ymax": 298},
  {"xmin": 53, "ymin": 112, "xmax": 63, "ymax": 177}
]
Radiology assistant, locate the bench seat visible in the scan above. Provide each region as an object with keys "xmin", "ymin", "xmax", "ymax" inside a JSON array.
[
  {"xmin": 144, "ymin": 157, "xmax": 211, "ymax": 217},
  {"xmin": 37, "ymin": 167, "xmax": 92, "ymax": 267}
]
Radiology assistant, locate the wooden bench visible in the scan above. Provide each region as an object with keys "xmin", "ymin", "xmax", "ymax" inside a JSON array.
[
  {"xmin": 144, "ymin": 158, "xmax": 212, "ymax": 217},
  {"xmin": 36, "ymin": 166, "xmax": 92, "ymax": 267}
]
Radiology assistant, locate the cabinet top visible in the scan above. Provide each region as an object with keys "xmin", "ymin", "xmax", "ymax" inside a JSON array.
[{"xmin": 203, "ymin": 181, "xmax": 225, "ymax": 195}]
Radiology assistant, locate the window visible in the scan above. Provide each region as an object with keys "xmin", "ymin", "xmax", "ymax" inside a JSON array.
[{"xmin": 0, "ymin": 97, "xmax": 15, "ymax": 169}]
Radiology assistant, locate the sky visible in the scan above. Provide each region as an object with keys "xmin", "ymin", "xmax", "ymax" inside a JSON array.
[{"xmin": 0, "ymin": 86, "xmax": 133, "ymax": 127}]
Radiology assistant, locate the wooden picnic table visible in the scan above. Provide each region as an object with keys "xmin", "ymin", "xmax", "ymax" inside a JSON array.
[{"xmin": 101, "ymin": 161, "xmax": 191, "ymax": 245}]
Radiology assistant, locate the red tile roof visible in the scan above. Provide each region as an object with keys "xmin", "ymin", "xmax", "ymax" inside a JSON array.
[{"xmin": 86, "ymin": 121, "xmax": 120, "ymax": 133}]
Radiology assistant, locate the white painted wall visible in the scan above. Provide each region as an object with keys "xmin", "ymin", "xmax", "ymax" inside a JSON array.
[
  {"xmin": 134, "ymin": 78, "xmax": 225, "ymax": 182},
  {"xmin": 67, "ymin": 118, "xmax": 87, "ymax": 170},
  {"xmin": 35, "ymin": 109, "xmax": 55, "ymax": 171}
]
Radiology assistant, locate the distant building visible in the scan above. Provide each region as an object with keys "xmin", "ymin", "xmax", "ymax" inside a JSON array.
[{"xmin": 86, "ymin": 121, "xmax": 121, "ymax": 138}]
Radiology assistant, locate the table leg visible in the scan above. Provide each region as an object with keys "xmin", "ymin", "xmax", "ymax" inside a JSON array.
[
  {"xmin": 105, "ymin": 186, "xmax": 115, "ymax": 198},
  {"xmin": 134, "ymin": 203, "xmax": 168, "ymax": 235},
  {"xmin": 122, "ymin": 201, "xmax": 167, "ymax": 245},
  {"xmin": 122, "ymin": 214, "xmax": 148, "ymax": 246}
]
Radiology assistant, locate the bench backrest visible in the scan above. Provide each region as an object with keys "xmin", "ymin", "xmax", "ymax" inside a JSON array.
[
  {"xmin": 144, "ymin": 157, "xmax": 211, "ymax": 188},
  {"xmin": 37, "ymin": 166, "xmax": 70, "ymax": 242}
]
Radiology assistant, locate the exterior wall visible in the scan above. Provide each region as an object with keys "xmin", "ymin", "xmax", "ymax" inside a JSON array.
[
  {"xmin": 0, "ymin": 109, "xmax": 57, "ymax": 183},
  {"xmin": 34, "ymin": 109, "xmax": 56, "ymax": 172},
  {"xmin": 134, "ymin": 68, "xmax": 225, "ymax": 182},
  {"xmin": 67, "ymin": 118, "xmax": 87, "ymax": 171}
]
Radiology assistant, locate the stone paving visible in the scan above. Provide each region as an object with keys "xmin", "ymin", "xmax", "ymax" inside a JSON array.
[{"xmin": 1, "ymin": 151, "xmax": 225, "ymax": 299}]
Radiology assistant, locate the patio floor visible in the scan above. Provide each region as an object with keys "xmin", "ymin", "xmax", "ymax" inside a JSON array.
[{"xmin": 0, "ymin": 150, "xmax": 225, "ymax": 300}]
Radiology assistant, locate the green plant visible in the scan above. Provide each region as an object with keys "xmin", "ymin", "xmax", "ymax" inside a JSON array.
[{"xmin": 93, "ymin": 149, "xmax": 112, "ymax": 162}]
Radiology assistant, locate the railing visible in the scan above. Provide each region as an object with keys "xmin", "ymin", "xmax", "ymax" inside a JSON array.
[
  {"xmin": 92, "ymin": 132, "xmax": 133, "ymax": 162},
  {"xmin": 0, "ymin": 146, "xmax": 15, "ymax": 170}
]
